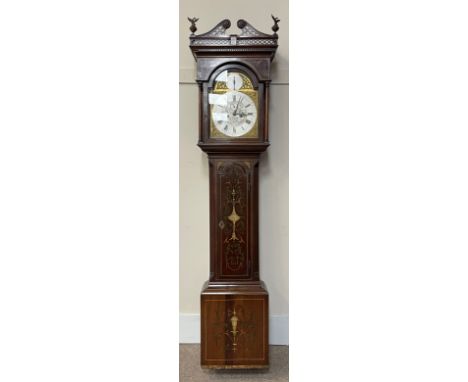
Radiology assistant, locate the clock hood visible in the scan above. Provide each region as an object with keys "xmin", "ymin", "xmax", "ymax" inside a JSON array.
[{"xmin": 188, "ymin": 17, "xmax": 279, "ymax": 61}]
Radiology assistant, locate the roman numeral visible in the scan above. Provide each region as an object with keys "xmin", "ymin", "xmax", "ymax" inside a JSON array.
[{"xmin": 246, "ymin": 120, "xmax": 251, "ymax": 124}]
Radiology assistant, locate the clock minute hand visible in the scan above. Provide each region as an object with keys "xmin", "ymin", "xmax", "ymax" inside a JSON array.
[{"xmin": 233, "ymin": 98, "xmax": 241, "ymax": 115}]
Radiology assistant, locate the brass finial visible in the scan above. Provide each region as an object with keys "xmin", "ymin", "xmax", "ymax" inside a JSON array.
[
  {"xmin": 188, "ymin": 17, "xmax": 199, "ymax": 35},
  {"xmin": 271, "ymin": 15, "xmax": 280, "ymax": 36}
]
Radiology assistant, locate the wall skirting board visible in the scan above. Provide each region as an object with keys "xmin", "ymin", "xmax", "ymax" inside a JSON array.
[{"xmin": 179, "ymin": 314, "xmax": 289, "ymax": 345}]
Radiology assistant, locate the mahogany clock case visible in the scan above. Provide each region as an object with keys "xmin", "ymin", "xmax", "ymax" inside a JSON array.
[{"xmin": 182, "ymin": 16, "xmax": 285, "ymax": 369}]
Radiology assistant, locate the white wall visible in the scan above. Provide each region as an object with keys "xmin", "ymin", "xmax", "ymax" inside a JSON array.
[{"xmin": 179, "ymin": 0, "xmax": 289, "ymax": 343}]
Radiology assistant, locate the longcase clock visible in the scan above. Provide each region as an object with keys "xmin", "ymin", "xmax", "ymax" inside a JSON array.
[{"xmin": 188, "ymin": 16, "xmax": 280, "ymax": 369}]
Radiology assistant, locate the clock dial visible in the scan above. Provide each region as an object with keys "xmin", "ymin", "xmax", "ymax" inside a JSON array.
[
  {"xmin": 211, "ymin": 91, "xmax": 257, "ymax": 137},
  {"xmin": 209, "ymin": 70, "xmax": 258, "ymax": 139}
]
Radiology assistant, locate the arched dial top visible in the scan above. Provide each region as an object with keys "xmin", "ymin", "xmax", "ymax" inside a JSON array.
[{"xmin": 209, "ymin": 70, "xmax": 259, "ymax": 139}]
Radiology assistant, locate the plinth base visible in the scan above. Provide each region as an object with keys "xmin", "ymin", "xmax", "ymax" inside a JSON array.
[{"xmin": 200, "ymin": 281, "xmax": 269, "ymax": 369}]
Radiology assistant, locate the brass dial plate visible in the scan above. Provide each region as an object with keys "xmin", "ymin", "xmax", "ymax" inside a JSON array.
[{"xmin": 209, "ymin": 71, "xmax": 259, "ymax": 139}]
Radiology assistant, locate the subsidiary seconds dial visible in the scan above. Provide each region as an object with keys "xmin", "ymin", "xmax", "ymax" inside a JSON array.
[
  {"xmin": 226, "ymin": 73, "xmax": 243, "ymax": 90},
  {"xmin": 211, "ymin": 91, "xmax": 257, "ymax": 137}
]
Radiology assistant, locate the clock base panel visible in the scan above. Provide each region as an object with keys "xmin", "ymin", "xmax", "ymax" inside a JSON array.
[{"xmin": 200, "ymin": 281, "xmax": 269, "ymax": 368}]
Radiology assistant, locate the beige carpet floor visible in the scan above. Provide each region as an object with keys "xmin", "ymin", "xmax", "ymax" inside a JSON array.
[{"xmin": 179, "ymin": 344, "xmax": 289, "ymax": 382}]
